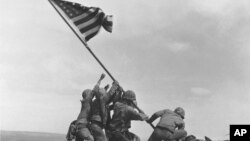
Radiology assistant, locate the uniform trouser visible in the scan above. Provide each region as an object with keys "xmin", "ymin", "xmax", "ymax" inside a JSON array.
[
  {"xmin": 75, "ymin": 127, "xmax": 94, "ymax": 141},
  {"xmin": 90, "ymin": 122, "xmax": 107, "ymax": 141},
  {"xmin": 109, "ymin": 130, "xmax": 140, "ymax": 141},
  {"xmin": 66, "ymin": 123, "xmax": 76, "ymax": 141},
  {"xmin": 148, "ymin": 127, "xmax": 187, "ymax": 141}
]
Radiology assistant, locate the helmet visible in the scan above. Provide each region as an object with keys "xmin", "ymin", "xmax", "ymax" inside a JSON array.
[
  {"xmin": 123, "ymin": 90, "xmax": 136, "ymax": 101},
  {"xmin": 185, "ymin": 135, "xmax": 196, "ymax": 141},
  {"xmin": 174, "ymin": 107, "xmax": 185, "ymax": 119},
  {"xmin": 82, "ymin": 89, "xmax": 92, "ymax": 99}
]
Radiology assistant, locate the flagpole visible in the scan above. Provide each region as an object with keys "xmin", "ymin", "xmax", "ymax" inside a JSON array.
[
  {"xmin": 49, "ymin": 1, "xmax": 156, "ymax": 129},
  {"xmin": 48, "ymin": 0, "xmax": 116, "ymax": 82}
]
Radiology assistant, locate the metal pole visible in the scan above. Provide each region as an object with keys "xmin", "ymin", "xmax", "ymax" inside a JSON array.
[
  {"xmin": 48, "ymin": 0, "xmax": 116, "ymax": 81},
  {"xmin": 133, "ymin": 104, "xmax": 155, "ymax": 129},
  {"xmin": 49, "ymin": 0, "xmax": 154, "ymax": 129}
]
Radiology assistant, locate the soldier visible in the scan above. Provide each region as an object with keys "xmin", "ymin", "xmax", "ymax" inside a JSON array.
[
  {"xmin": 65, "ymin": 89, "xmax": 95, "ymax": 141},
  {"xmin": 66, "ymin": 74, "xmax": 106, "ymax": 141},
  {"xmin": 74, "ymin": 89, "xmax": 95, "ymax": 141},
  {"xmin": 147, "ymin": 107, "xmax": 187, "ymax": 141},
  {"xmin": 108, "ymin": 90, "xmax": 149, "ymax": 141},
  {"xmin": 105, "ymin": 85, "xmax": 124, "ymax": 140},
  {"xmin": 89, "ymin": 78, "xmax": 120, "ymax": 141}
]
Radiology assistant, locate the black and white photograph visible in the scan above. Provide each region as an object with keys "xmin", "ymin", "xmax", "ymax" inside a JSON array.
[{"xmin": 1, "ymin": 0, "xmax": 250, "ymax": 141}]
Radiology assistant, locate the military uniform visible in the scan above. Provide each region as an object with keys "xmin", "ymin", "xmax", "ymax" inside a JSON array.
[
  {"xmin": 147, "ymin": 108, "xmax": 187, "ymax": 141},
  {"xmin": 66, "ymin": 74, "xmax": 108, "ymax": 141},
  {"xmin": 89, "ymin": 82, "xmax": 119, "ymax": 141},
  {"xmin": 66, "ymin": 120, "xmax": 77, "ymax": 141},
  {"xmin": 75, "ymin": 89, "xmax": 94, "ymax": 141},
  {"xmin": 108, "ymin": 90, "xmax": 148, "ymax": 141}
]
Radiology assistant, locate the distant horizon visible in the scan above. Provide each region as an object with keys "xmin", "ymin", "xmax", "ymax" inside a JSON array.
[
  {"xmin": 1, "ymin": 130, "xmax": 229, "ymax": 141},
  {"xmin": 1, "ymin": 130, "xmax": 65, "ymax": 135}
]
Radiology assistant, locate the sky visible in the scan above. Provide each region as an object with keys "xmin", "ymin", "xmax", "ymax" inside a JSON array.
[{"xmin": 1, "ymin": 0, "xmax": 250, "ymax": 140}]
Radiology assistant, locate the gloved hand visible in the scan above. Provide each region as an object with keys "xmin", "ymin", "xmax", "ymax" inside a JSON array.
[
  {"xmin": 100, "ymin": 73, "xmax": 106, "ymax": 80},
  {"xmin": 146, "ymin": 119, "xmax": 152, "ymax": 124},
  {"xmin": 113, "ymin": 80, "xmax": 119, "ymax": 86},
  {"xmin": 145, "ymin": 116, "xmax": 149, "ymax": 121}
]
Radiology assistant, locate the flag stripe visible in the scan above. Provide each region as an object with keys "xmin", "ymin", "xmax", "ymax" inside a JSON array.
[
  {"xmin": 85, "ymin": 31, "xmax": 99, "ymax": 41},
  {"xmin": 78, "ymin": 13, "xmax": 104, "ymax": 33},
  {"xmin": 51, "ymin": 0, "xmax": 112, "ymax": 42},
  {"xmin": 71, "ymin": 13, "xmax": 88, "ymax": 22},
  {"xmin": 84, "ymin": 26, "xmax": 100, "ymax": 41},
  {"xmin": 77, "ymin": 13, "xmax": 100, "ymax": 30},
  {"xmin": 79, "ymin": 18, "xmax": 102, "ymax": 34},
  {"xmin": 74, "ymin": 8, "xmax": 99, "ymax": 26}
]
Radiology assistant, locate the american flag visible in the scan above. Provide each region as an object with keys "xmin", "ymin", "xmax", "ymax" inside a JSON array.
[{"xmin": 50, "ymin": 0, "xmax": 113, "ymax": 41}]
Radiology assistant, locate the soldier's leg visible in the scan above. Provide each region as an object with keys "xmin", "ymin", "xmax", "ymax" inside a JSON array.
[
  {"xmin": 90, "ymin": 123, "xmax": 107, "ymax": 141},
  {"xmin": 149, "ymin": 127, "xmax": 178, "ymax": 141},
  {"xmin": 169, "ymin": 129, "xmax": 187, "ymax": 140},
  {"xmin": 76, "ymin": 128, "xmax": 94, "ymax": 141},
  {"xmin": 148, "ymin": 129, "xmax": 163, "ymax": 141},
  {"xmin": 109, "ymin": 131, "xmax": 130, "ymax": 141},
  {"xmin": 66, "ymin": 122, "xmax": 77, "ymax": 141}
]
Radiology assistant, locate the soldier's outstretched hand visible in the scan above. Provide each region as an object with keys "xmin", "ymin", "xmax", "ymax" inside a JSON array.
[
  {"xmin": 146, "ymin": 119, "xmax": 151, "ymax": 124},
  {"xmin": 100, "ymin": 73, "xmax": 106, "ymax": 80},
  {"xmin": 113, "ymin": 80, "xmax": 119, "ymax": 86},
  {"xmin": 112, "ymin": 80, "xmax": 122, "ymax": 91}
]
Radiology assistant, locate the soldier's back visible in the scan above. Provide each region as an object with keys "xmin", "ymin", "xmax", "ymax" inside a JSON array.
[{"xmin": 157, "ymin": 109, "xmax": 184, "ymax": 130}]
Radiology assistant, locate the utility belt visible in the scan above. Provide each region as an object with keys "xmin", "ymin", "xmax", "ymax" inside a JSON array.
[
  {"xmin": 156, "ymin": 126, "xmax": 174, "ymax": 134},
  {"xmin": 108, "ymin": 125, "xmax": 129, "ymax": 133},
  {"xmin": 76, "ymin": 122, "xmax": 89, "ymax": 129}
]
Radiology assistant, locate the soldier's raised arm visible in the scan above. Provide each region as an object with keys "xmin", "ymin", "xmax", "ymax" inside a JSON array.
[
  {"xmin": 97, "ymin": 73, "xmax": 105, "ymax": 85},
  {"xmin": 93, "ymin": 73, "xmax": 106, "ymax": 98},
  {"xmin": 147, "ymin": 109, "xmax": 167, "ymax": 123},
  {"xmin": 128, "ymin": 106, "xmax": 148, "ymax": 121},
  {"xmin": 105, "ymin": 80, "xmax": 120, "ymax": 104}
]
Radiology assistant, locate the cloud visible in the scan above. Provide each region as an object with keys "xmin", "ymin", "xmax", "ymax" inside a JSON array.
[
  {"xmin": 190, "ymin": 87, "xmax": 212, "ymax": 96},
  {"xmin": 166, "ymin": 42, "xmax": 190, "ymax": 53}
]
